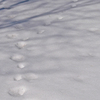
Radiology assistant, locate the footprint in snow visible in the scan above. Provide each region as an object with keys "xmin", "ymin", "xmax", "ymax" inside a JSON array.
[
  {"xmin": 17, "ymin": 63, "xmax": 26, "ymax": 69},
  {"xmin": 10, "ymin": 54, "xmax": 25, "ymax": 62},
  {"xmin": 23, "ymin": 73, "xmax": 38, "ymax": 82},
  {"xmin": 6, "ymin": 34, "xmax": 18, "ymax": 39},
  {"xmin": 8, "ymin": 86, "xmax": 26, "ymax": 97},
  {"xmin": 14, "ymin": 75, "xmax": 22, "ymax": 81},
  {"xmin": 13, "ymin": 73, "xmax": 38, "ymax": 82},
  {"xmin": 15, "ymin": 41, "xmax": 27, "ymax": 49}
]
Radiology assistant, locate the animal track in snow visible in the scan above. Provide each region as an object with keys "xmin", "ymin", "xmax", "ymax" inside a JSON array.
[
  {"xmin": 17, "ymin": 63, "xmax": 26, "ymax": 69},
  {"xmin": 6, "ymin": 34, "xmax": 18, "ymax": 39},
  {"xmin": 23, "ymin": 73, "xmax": 38, "ymax": 82},
  {"xmin": 10, "ymin": 54, "xmax": 25, "ymax": 62},
  {"xmin": 8, "ymin": 86, "xmax": 26, "ymax": 97},
  {"xmin": 16, "ymin": 41, "xmax": 27, "ymax": 49},
  {"xmin": 14, "ymin": 75, "xmax": 22, "ymax": 81}
]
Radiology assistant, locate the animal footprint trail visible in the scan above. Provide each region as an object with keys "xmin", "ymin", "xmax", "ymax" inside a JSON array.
[
  {"xmin": 6, "ymin": 18, "xmax": 39, "ymax": 98},
  {"xmin": 6, "ymin": 32, "xmax": 28, "ymax": 97},
  {"xmin": 7, "ymin": 32, "xmax": 39, "ymax": 98}
]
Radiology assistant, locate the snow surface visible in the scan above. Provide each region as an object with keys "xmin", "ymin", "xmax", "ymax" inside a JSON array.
[{"xmin": 0, "ymin": 0, "xmax": 100, "ymax": 100}]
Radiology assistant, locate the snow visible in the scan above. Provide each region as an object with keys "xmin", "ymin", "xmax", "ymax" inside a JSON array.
[{"xmin": 0, "ymin": 0, "xmax": 100, "ymax": 100}]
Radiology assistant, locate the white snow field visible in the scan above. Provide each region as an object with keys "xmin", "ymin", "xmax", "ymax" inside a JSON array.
[{"xmin": 0, "ymin": 0, "xmax": 100, "ymax": 100}]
